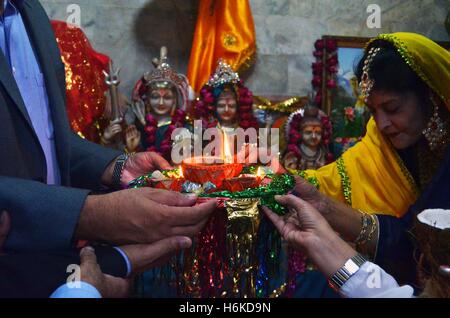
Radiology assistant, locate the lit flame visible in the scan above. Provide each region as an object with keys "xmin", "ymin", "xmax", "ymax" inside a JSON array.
[
  {"xmin": 178, "ymin": 166, "xmax": 184, "ymax": 179},
  {"xmin": 223, "ymin": 132, "xmax": 233, "ymax": 163},
  {"xmin": 256, "ymin": 166, "xmax": 265, "ymax": 178}
]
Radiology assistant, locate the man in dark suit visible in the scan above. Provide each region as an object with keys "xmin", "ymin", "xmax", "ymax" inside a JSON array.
[
  {"xmin": 0, "ymin": 212, "xmax": 193, "ymax": 297},
  {"xmin": 0, "ymin": 0, "xmax": 216, "ymax": 251},
  {"xmin": 0, "ymin": 0, "xmax": 217, "ymax": 296}
]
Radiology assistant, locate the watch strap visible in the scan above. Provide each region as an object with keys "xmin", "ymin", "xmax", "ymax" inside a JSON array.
[
  {"xmin": 112, "ymin": 154, "xmax": 128, "ymax": 189},
  {"xmin": 329, "ymin": 253, "xmax": 367, "ymax": 291}
]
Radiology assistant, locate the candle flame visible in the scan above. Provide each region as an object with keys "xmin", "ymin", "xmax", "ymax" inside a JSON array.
[
  {"xmin": 256, "ymin": 166, "xmax": 265, "ymax": 178},
  {"xmin": 223, "ymin": 133, "xmax": 233, "ymax": 163}
]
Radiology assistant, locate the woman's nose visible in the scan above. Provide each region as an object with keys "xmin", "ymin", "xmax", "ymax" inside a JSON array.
[{"xmin": 376, "ymin": 112, "xmax": 391, "ymax": 131}]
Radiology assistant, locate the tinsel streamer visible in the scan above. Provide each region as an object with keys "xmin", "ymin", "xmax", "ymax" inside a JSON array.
[
  {"xmin": 201, "ymin": 174, "xmax": 295, "ymax": 297},
  {"xmin": 128, "ymin": 174, "xmax": 152, "ymax": 188},
  {"xmin": 129, "ymin": 174, "xmax": 296, "ymax": 298},
  {"xmin": 225, "ymin": 198, "xmax": 261, "ymax": 298},
  {"xmin": 285, "ymin": 249, "xmax": 307, "ymax": 297},
  {"xmin": 134, "ymin": 257, "xmax": 180, "ymax": 297},
  {"xmin": 179, "ymin": 246, "xmax": 201, "ymax": 297},
  {"xmin": 177, "ymin": 201, "xmax": 234, "ymax": 298},
  {"xmin": 196, "ymin": 198, "xmax": 229, "ymax": 298},
  {"xmin": 255, "ymin": 217, "xmax": 284, "ymax": 297}
]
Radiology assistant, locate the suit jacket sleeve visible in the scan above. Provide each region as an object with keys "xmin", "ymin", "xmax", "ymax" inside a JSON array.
[
  {"xmin": 0, "ymin": 246, "xmax": 127, "ymax": 298},
  {"xmin": 69, "ymin": 132, "xmax": 122, "ymax": 190},
  {"xmin": 0, "ymin": 175, "xmax": 90, "ymax": 252}
]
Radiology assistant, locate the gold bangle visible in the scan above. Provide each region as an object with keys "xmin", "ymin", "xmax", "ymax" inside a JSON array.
[
  {"xmin": 354, "ymin": 210, "xmax": 371, "ymax": 245},
  {"xmin": 366, "ymin": 214, "xmax": 378, "ymax": 243}
]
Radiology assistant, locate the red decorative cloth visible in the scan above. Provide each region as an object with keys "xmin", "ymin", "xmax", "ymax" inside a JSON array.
[{"xmin": 51, "ymin": 20, "xmax": 110, "ymax": 142}]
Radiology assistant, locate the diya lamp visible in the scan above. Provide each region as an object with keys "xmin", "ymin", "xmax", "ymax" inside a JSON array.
[
  {"xmin": 181, "ymin": 156, "xmax": 243, "ymax": 189},
  {"xmin": 221, "ymin": 166, "xmax": 266, "ymax": 192},
  {"xmin": 181, "ymin": 132, "xmax": 243, "ymax": 188}
]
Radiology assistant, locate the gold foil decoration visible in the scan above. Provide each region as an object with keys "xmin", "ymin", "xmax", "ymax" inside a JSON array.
[
  {"xmin": 225, "ymin": 198, "xmax": 261, "ymax": 298},
  {"xmin": 254, "ymin": 95, "xmax": 309, "ymax": 114}
]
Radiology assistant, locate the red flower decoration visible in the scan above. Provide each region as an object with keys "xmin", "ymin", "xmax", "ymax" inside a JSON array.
[
  {"xmin": 326, "ymin": 79, "xmax": 337, "ymax": 89},
  {"xmin": 312, "ymin": 61, "xmax": 323, "ymax": 71},
  {"xmin": 144, "ymin": 108, "xmax": 186, "ymax": 160},
  {"xmin": 314, "ymin": 39, "xmax": 324, "ymax": 50},
  {"xmin": 325, "ymin": 39, "xmax": 337, "ymax": 51},
  {"xmin": 328, "ymin": 65, "xmax": 338, "ymax": 73},
  {"xmin": 313, "ymin": 50, "xmax": 324, "ymax": 58},
  {"xmin": 314, "ymin": 94, "xmax": 322, "ymax": 105},
  {"xmin": 312, "ymin": 76, "xmax": 322, "ymax": 88},
  {"xmin": 327, "ymin": 55, "xmax": 338, "ymax": 66}
]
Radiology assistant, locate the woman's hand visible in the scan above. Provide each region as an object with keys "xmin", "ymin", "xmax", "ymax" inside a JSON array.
[
  {"xmin": 262, "ymin": 195, "xmax": 334, "ymax": 250},
  {"xmin": 291, "ymin": 176, "xmax": 332, "ymax": 217},
  {"xmin": 290, "ymin": 176, "xmax": 366, "ymax": 244},
  {"xmin": 262, "ymin": 195, "xmax": 357, "ymax": 278}
]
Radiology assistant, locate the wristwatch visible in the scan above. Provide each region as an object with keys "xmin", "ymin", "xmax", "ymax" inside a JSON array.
[
  {"xmin": 112, "ymin": 153, "xmax": 129, "ymax": 189},
  {"xmin": 328, "ymin": 253, "xmax": 367, "ymax": 291}
]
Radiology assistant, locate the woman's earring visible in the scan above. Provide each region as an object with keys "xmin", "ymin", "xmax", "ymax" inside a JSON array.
[{"xmin": 422, "ymin": 96, "xmax": 448, "ymax": 151}]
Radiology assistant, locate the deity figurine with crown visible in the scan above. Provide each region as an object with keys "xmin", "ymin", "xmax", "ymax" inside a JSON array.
[
  {"xmin": 193, "ymin": 59, "xmax": 259, "ymax": 157},
  {"xmin": 282, "ymin": 105, "xmax": 333, "ymax": 171},
  {"xmin": 123, "ymin": 47, "xmax": 191, "ymax": 160}
]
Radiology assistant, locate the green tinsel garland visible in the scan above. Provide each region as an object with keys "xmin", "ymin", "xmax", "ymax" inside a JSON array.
[{"xmin": 200, "ymin": 174, "xmax": 295, "ymax": 215}]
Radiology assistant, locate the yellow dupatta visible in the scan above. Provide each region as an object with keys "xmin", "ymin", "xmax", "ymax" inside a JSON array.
[{"xmin": 299, "ymin": 33, "xmax": 450, "ymax": 217}]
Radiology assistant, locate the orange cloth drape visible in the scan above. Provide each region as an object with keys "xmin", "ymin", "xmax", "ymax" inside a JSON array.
[{"xmin": 187, "ymin": 0, "xmax": 256, "ymax": 92}]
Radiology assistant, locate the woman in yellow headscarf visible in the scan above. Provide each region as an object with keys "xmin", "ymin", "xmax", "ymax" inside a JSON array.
[{"xmin": 288, "ymin": 32, "xmax": 450, "ymax": 287}]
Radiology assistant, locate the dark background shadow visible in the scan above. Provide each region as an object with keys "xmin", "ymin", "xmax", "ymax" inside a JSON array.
[{"xmin": 133, "ymin": 0, "xmax": 200, "ymax": 74}]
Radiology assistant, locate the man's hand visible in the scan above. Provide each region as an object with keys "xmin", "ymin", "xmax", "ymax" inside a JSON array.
[
  {"xmin": 76, "ymin": 188, "xmax": 217, "ymax": 246},
  {"xmin": 0, "ymin": 211, "xmax": 10, "ymax": 254},
  {"xmin": 262, "ymin": 195, "xmax": 356, "ymax": 278},
  {"xmin": 120, "ymin": 236, "xmax": 192, "ymax": 274},
  {"xmin": 79, "ymin": 247, "xmax": 130, "ymax": 298},
  {"xmin": 121, "ymin": 152, "xmax": 173, "ymax": 186},
  {"xmin": 101, "ymin": 151, "xmax": 172, "ymax": 188}
]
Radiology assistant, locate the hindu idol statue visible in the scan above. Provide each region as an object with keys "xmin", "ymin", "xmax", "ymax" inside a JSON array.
[
  {"xmin": 123, "ymin": 47, "xmax": 190, "ymax": 160},
  {"xmin": 282, "ymin": 105, "xmax": 333, "ymax": 171},
  {"xmin": 99, "ymin": 61, "xmax": 133, "ymax": 151},
  {"xmin": 193, "ymin": 60, "xmax": 258, "ymax": 157}
]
